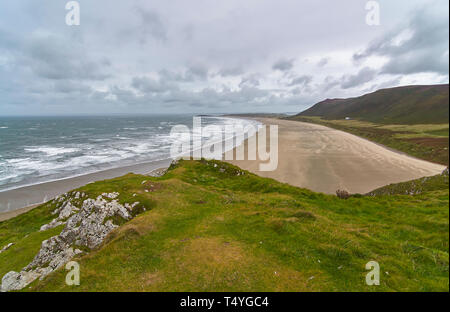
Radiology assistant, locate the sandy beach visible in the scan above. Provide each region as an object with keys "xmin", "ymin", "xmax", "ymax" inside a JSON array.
[
  {"xmin": 226, "ymin": 118, "xmax": 446, "ymax": 194},
  {"xmin": 1, "ymin": 117, "xmax": 446, "ymax": 221},
  {"xmin": 0, "ymin": 158, "xmax": 172, "ymax": 217}
]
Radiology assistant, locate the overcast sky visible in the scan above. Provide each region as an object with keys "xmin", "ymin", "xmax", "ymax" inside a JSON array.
[{"xmin": 0, "ymin": 0, "xmax": 448, "ymax": 115}]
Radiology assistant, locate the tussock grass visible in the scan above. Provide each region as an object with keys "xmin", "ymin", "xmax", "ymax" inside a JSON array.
[{"xmin": 0, "ymin": 159, "xmax": 448, "ymax": 291}]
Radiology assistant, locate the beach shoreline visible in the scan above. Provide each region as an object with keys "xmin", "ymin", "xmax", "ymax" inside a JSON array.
[
  {"xmin": 0, "ymin": 115, "xmax": 260, "ymax": 219},
  {"xmin": 226, "ymin": 117, "xmax": 446, "ymax": 194},
  {"xmin": 1, "ymin": 116, "xmax": 446, "ymax": 222},
  {"xmin": 0, "ymin": 158, "xmax": 173, "ymax": 216}
]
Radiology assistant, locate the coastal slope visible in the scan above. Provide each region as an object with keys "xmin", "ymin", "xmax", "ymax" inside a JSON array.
[
  {"xmin": 297, "ymin": 84, "xmax": 449, "ymax": 124},
  {"xmin": 0, "ymin": 159, "xmax": 448, "ymax": 291}
]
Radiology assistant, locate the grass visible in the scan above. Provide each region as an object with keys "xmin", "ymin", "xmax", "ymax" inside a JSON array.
[
  {"xmin": 297, "ymin": 84, "xmax": 449, "ymax": 125},
  {"xmin": 288, "ymin": 116, "xmax": 449, "ymax": 166},
  {"xmin": 366, "ymin": 169, "xmax": 449, "ymax": 196},
  {"xmin": 0, "ymin": 159, "xmax": 448, "ymax": 292}
]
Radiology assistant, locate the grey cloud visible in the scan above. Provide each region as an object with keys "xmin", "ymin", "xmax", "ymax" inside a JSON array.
[
  {"xmin": 185, "ymin": 63, "xmax": 209, "ymax": 81},
  {"xmin": 110, "ymin": 87, "xmax": 138, "ymax": 105},
  {"xmin": 158, "ymin": 64, "xmax": 209, "ymax": 83},
  {"xmin": 196, "ymin": 87, "xmax": 268, "ymax": 107},
  {"xmin": 110, "ymin": 83, "xmax": 270, "ymax": 110},
  {"xmin": 217, "ymin": 66, "xmax": 244, "ymax": 77},
  {"xmin": 136, "ymin": 8, "xmax": 167, "ymax": 43},
  {"xmin": 0, "ymin": 1, "xmax": 448, "ymax": 115},
  {"xmin": 53, "ymin": 81, "xmax": 92, "ymax": 94},
  {"xmin": 320, "ymin": 76, "xmax": 340, "ymax": 92},
  {"xmin": 354, "ymin": 4, "xmax": 449, "ymax": 75},
  {"xmin": 317, "ymin": 57, "xmax": 329, "ymax": 67},
  {"xmin": 132, "ymin": 76, "xmax": 178, "ymax": 93},
  {"xmin": 272, "ymin": 58, "xmax": 295, "ymax": 71},
  {"xmin": 239, "ymin": 74, "xmax": 260, "ymax": 88},
  {"xmin": 0, "ymin": 27, "xmax": 19, "ymax": 52},
  {"xmin": 340, "ymin": 67, "xmax": 377, "ymax": 89},
  {"xmin": 182, "ymin": 24, "xmax": 195, "ymax": 42},
  {"xmin": 288, "ymin": 75, "xmax": 313, "ymax": 87},
  {"xmin": 158, "ymin": 69, "xmax": 185, "ymax": 82},
  {"xmin": 368, "ymin": 77, "xmax": 402, "ymax": 92},
  {"xmin": 22, "ymin": 33, "xmax": 109, "ymax": 81}
]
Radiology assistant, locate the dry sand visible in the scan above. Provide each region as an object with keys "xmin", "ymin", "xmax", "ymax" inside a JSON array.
[
  {"xmin": 1, "ymin": 117, "xmax": 446, "ymax": 221},
  {"xmin": 227, "ymin": 118, "xmax": 446, "ymax": 194},
  {"xmin": 0, "ymin": 158, "xmax": 172, "ymax": 218},
  {"xmin": 0, "ymin": 204, "xmax": 41, "ymax": 222}
]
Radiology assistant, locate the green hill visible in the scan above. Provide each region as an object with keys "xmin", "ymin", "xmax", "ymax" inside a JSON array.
[
  {"xmin": 298, "ymin": 84, "xmax": 449, "ymax": 124},
  {"xmin": 366, "ymin": 168, "xmax": 449, "ymax": 196},
  {"xmin": 0, "ymin": 159, "xmax": 448, "ymax": 292}
]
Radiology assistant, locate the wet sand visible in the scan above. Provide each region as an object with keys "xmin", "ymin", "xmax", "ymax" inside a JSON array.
[
  {"xmin": 1, "ymin": 117, "xmax": 446, "ymax": 221},
  {"xmin": 226, "ymin": 118, "xmax": 446, "ymax": 194}
]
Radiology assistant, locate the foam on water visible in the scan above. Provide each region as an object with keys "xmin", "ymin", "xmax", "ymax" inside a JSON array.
[
  {"xmin": 0, "ymin": 115, "xmax": 260, "ymax": 192},
  {"xmin": 24, "ymin": 147, "xmax": 82, "ymax": 156}
]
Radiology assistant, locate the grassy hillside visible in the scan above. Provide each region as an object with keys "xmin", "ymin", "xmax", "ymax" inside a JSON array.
[
  {"xmin": 0, "ymin": 159, "xmax": 448, "ymax": 292},
  {"xmin": 366, "ymin": 168, "xmax": 449, "ymax": 196},
  {"xmin": 298, "ymin": 84, "xmax": 449, "ymax": 125},
  {"xmin": 289, "ymin": 116, "xmax": 449, "ymax": 166}
]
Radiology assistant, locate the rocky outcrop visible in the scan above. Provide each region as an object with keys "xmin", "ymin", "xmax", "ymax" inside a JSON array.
[
  {"xmin": 1, "ymin": 271, "xmax": 41, "ymax": 292},
  {"xmin": 366, "ymin": 167, "xmax": 450, "ymax": 196},
  {"xmin": 1, "ymin": 191, "xmax": 143, "ymax": 292},
  {"xmin": 148, "ymin": 168, "xmax": 168, "ymax": 177},
  {"xmin": 336, "ymin": 189, "xmax": 350, "ymax": 199},
  {"xmin": 40, "ymin": 201, "xmax": 80, "ymax": 231}
]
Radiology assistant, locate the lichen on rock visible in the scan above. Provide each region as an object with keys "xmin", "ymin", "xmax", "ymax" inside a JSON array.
[{"xmin": 1, "ymin": 191, "xmax": 142, "ymax": 292}]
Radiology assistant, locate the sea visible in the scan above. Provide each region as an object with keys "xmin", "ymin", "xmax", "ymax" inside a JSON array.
[{"xmin": 0, "ymin": 114, "xmax": 259, "ymax": 193}]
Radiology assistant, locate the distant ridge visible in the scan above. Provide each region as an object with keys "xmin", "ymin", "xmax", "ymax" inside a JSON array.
[{"xmin": 297, "ymin": 84, "xmax": 449, "ymax": 124}]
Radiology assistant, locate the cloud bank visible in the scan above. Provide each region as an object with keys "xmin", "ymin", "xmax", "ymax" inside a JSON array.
[{"xmin": 0, "ymin": 0, "xmax": 448, "ymax": 115}]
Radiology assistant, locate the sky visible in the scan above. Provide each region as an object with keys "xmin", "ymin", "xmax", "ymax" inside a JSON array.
[{"xmin": 0, "ymin": 0, "xmax": 448, "ymax": 115}]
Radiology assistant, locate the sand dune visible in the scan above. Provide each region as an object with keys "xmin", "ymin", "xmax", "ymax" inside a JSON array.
[{"xmin": 227, "ymin": 118, "xmax": 446, "ymax": 194}]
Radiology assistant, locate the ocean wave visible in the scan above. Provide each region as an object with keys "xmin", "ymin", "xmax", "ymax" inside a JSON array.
[
  {"xmin": 25, "ymin": 146, "xmax": 81, "ymax": 156},
  {"xmin": 6, "ymin": 158, "xmax": 32, "ymax": 164},
  {"xmin": 6, "ymin": 158, "xmax": 66, "ymax": 172},
  {"xmin": 0, "ymin": 116, "xmax": 261, "ymax": 191},
  {"xmin": 89, "ymin": 138, "xmax": 110, "ymax": 142},
  {"xmin": 122, "ymin": 142, "xmax": 158, "ymax": 154},
  {"xmin": 0, "ymin": 173, "xmax": 20, "ymax": 183}
]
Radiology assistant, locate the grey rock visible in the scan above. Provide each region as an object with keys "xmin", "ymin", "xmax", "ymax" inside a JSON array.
[
  {"xmin": 102, "ymin": 192, "xmax": 119, "ymax": 199},
  {"xmin": 147, "ymin": 168, "xmax": 167, "ymax": 177},
  {"xmin": 1, "ymin": 191, "xmax": 143, "ymax": 292},
  {"xmin": 40, "ymin": 201, "xmax": 79, "ymax": 231},
  {"xmin": 1, "ymin": 270, "xmax": 41, "ymax": 292},
  {"xmin": 40, "ymin": 220, "xmax": 64, "ymax": 232}
]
